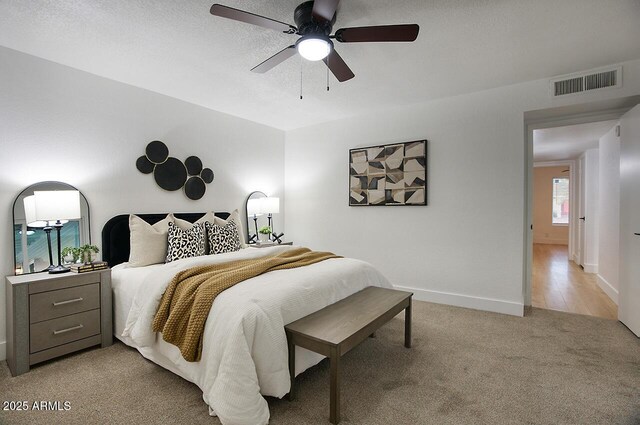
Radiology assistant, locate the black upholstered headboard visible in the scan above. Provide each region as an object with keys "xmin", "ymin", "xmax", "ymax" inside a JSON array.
[{"xmin": 101, "ymin": 212, "xmax": 230, "ymax": 267}]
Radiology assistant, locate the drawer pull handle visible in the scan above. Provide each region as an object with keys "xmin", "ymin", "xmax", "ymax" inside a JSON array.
[
  {"xmin": 53, "ymin": 324, "xmax": 84, "ymax": 335},
  {"xmin": 52, "ymin": 297, "xmax": 83, "ymax": 306}
]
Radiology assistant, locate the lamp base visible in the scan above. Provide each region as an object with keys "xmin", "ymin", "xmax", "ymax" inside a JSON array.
[{"xmin": 48, "ymin": 265, "xmax": 71, "ymax": 274}]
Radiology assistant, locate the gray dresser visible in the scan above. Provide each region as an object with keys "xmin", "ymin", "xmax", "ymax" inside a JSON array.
[{"xmin": 5, "ymin": 269, "xmax": 112, "ymax": 376}]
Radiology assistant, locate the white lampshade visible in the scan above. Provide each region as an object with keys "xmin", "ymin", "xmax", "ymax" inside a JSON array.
[
  {"xmin": 23, "ymin": 195, "xmax": 48, "ymax": 227},
  {"xmin": 262, "ymin": 197, "xmax": 280, "ymax": 214},
  {"xmin": 297, "ymin": 37, "xmax": 331, "ymax": 61},
  {"xmin": 247, "ymin": 198, "xmax": 265, "ymax": 216},
  {"xmin": 33, "ymin": 190, "xmax": 81, "ymax": 222}
]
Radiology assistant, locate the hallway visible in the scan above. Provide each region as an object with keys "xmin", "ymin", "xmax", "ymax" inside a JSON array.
[{"xmin": 532, "ymin": 244, "xmax": 617, "ymax": 320}]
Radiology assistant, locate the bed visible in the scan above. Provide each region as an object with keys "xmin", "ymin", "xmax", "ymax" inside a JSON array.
[{"xmin": 102, "ymin": 213, "xmax": 392, "ymax": 425}]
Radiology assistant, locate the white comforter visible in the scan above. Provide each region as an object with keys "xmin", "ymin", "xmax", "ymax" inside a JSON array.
[{"xmin": 117, "ymin": 245, "xmax": 391, "ymax": 425}]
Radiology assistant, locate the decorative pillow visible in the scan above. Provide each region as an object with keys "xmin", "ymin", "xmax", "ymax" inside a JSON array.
[
  {"xmin": 166, "ymin": 222, "xmax": 206, "ymax": 263},
  {"xmin": 206, "ymin": 220, "xmax": 242, "ymax": 254},
  {"xmin": 171, "ymin": 212, "xmax": 215, "ymax": 230},
  {"xmin": 128, "ymin": 214, "xmax": 173, "ymax": 267},
  {"xmin": 213, "ymin": 209, "xmax": 247, "ymax": 248}
]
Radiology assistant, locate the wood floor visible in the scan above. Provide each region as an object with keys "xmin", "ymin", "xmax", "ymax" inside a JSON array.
[{"xmin": 532, "ymin": 244, "xmax": 617, "ymax": 320}]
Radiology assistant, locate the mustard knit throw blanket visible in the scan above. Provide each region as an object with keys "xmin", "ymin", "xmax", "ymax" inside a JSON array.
[{"xmin": 152, "ymin": 247, "xmax": 340, "ymax": 362}]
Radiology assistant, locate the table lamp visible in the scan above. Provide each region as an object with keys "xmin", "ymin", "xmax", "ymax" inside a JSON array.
[
  {"xmin": 247, "ymin": 197, "xmax": 264, "ymax": 244},
  {"xmin": 33, "ymin": 190, "xmax": 81, "ymax": 274},
  {"xmin": 262, "ymin": 197, "xmax": 283, "ymax": 243}
]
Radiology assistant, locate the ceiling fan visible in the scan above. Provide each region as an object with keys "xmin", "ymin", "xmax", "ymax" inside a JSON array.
[{"xmin": 210, "ymin": 0, "xmax": 420, "ymax": 82}]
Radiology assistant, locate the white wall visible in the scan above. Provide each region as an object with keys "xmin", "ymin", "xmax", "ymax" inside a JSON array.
[
  {"xmin": 597, "ymin": 124, "xmax": 621, "ymax": 303},
  {"xmin": 0, "ymin": 47, "xmax": 285, "ymax": 360},
  {"xmin": 581, "ymin": 149, "xmax": 600, "ymax": 273},
  {"xmin": 285, "ymin": 58, "xmax": 640, "ymax": 317}
]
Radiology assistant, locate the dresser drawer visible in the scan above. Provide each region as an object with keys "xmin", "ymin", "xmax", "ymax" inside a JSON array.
[
  {"xmin": 29, "ymin": 283, "xmax": 100, "ymax": 324},
  {"xmin": 30, "ymin": 309, "xmax": 101, "ymax": 353}
]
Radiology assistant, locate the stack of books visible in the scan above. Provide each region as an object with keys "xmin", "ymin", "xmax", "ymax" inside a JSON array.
[{"xmin": 69, "ymin": 261, "xmax": 109, "ymax": 273}]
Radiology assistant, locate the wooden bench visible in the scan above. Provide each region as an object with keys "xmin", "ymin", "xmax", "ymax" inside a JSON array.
[{"xmin": 284, "ymin": 286, "xmax": 413, "ymax": 424}]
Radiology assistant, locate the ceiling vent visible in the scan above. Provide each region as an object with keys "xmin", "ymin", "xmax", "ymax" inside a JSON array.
[{"xmin": 550, "ymin": 66, "xmax": 622, "ymax": 97}]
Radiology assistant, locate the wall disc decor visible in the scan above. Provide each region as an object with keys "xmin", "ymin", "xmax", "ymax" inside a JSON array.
[
  {"xmin": 146, "ymin": 140, "xmax": 169, "ymax": 163},
  {"xmin": 136, "ymin": 141, "xmax": 215, "ymax": 200},
  {"xmin": 185, "ymin": 156, "xmax": 203, "ymax": 175},
  {"xmin": 349, "ymin": 140, "xmax": 427, "ymax": 206},
  {"xmin": 154, "ymin": 157, "xmax": 188, "ymax": 191},
  {"xmin": 201, "ymin": 168, "xmax": 214, "ymax": 183}
]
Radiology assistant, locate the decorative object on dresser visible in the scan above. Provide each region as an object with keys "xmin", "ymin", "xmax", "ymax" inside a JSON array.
[
  {"xmin": 5, "ymin": 268, "xmax": 112, "ymax": 376},
  {"xmin": 70, "ymin": 261, "xmax": 108, "ymax": 273},
  {"xmin": 136, "ymin": 140, "xmax": 215, "ymax": 200},
  {"xmin": 349, "ymin": 140, "xmax": 427, "ymax": 206},
  {"xmin": 249, "ymin": 241, "xmax": 294, "ymax": 248},
  {"xmin": 12, "ymin": 181, "xmax": 91, "ymax": 275}
]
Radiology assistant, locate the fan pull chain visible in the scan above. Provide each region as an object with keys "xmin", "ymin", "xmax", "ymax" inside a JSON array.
[
  {"xmin": 300, "ymin": 56, "xmax": 303, "ymax": 100},
  {"xmin": 326, "ymin": 55, "xmax": 330, "ymax": 91}
]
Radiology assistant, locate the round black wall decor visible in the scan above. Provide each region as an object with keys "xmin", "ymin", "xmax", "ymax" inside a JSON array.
[
  {"xmin": 185, "ymin": 176, "xmax": 206, "ymax": 200},
  {"xmin": 185, "ymin": 156, "xmax": 203, "ymax": 175},
  {"xmin": 136, "ymin": 141, "xmax": 215, "ymax": 200},
  {"xmin": 201, "ymin": 168, "xmax": 214, "ymax": 184},
  {"xmin": 136, "ymin": 156, "xmax": 155, "ymax": 174},
  {"xmin": 154, "ymin": 157, "xmax": 188, "ymax": 191},
  {"xmin": 146, "ymin": 141, "xmax": 169, "ymax": 164}
]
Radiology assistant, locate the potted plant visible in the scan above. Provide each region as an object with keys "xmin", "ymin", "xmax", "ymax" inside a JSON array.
[
  {"xmin": 61, "ymin": 246, "xmax": 79, "ymax": 264},
  {"xmin": 258, "ymin": 226, "xmax": 272, "ymax": 243},
  {"xmin": 80, "ymin": 244, "xmax": 100, "ymax": 264}
]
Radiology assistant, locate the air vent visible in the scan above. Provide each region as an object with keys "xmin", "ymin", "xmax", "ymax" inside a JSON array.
[{"xmin": 550, "ymin": 66, "xmax": 622, "ymax": 97}]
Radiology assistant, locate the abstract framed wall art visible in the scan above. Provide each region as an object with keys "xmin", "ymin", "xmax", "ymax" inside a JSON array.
[{"xmin": 349, "ymin": 140, "xmax": 427, "ymax": 206}]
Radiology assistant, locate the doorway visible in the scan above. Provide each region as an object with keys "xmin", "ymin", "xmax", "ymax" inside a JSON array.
[{"xmin": 524, "ymin": 96, "xmax": 640, "ymax": 320}]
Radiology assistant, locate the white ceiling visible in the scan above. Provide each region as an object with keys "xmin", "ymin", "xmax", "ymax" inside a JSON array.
[
  {"xmin": 1, "ymin": 0, "xmax": 640, "ymax": 130},
  {"xmin": 533, "ymin": 120, "xmax": 619, "ymax": 162}
]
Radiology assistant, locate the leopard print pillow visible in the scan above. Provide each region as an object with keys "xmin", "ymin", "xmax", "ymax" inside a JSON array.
[
  {"xmin": 166, "ymin": 222, "xmax": 206, "ymax": 263},
  {"xmin": 206, "ymin": 220, "xmax": 242, "ymax": 254}
]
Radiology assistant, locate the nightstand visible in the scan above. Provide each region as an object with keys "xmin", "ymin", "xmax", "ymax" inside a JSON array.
[
  {"xmin": 249, "ymin": 241, "xmax": 293, "ymax": 248},
  {"xmin": 5, "ymin": 269, "xmax": 112, "ymax": 376}
]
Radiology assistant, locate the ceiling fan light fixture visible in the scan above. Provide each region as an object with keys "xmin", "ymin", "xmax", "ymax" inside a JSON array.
[{"xmin": 296, "ymin": 36, "xmax": 332, "ymax": 61}]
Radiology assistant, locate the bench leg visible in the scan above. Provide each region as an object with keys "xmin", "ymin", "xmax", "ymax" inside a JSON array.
[
  {"xmin": 329, "ymin": 347, "xmax": 340, "ymax": 424},
  {"xmin": 405, "ymin": 298, "xmax": 412, "ymax": 348},
  {"xmin": 287, "ymin": 335, "xmax": 295, "ymax": 401}
]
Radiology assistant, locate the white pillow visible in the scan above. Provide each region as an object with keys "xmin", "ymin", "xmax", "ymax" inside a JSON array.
[
  {"xmin": 171, "ymin": 212, "xmax": 215, "ymax": 230},
  {"xmin": 128, "ymin": 214, "xmax": 173, "ymax": 267},
  {"xmin": 214, "ymin": 209, "xmax": 247, "ymax": 248}
]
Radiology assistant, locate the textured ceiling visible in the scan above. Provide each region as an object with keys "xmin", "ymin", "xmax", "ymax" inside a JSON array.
[
  {"xmin": 1, "ymin": 0, "xmax": 640, "ymax": 130},
  {"xmin": 533, "ymin": 120, "xmax": 618, "ymax": 162}
]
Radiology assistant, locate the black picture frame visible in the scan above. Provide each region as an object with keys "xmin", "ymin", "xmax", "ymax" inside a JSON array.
[{"xmin": 349, "ymin": 140, "xmax": 427, "ymax": 206}]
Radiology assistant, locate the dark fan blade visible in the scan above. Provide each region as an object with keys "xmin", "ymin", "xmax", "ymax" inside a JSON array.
[
  {"xmin": 210, "ymin": 4, "xmax": 296, "ymax": 34},
  {"xmin": 335, "ymin": 24, "xmax": 419, "ymax": 43},
  {"xmin": 251, "ymin": 46, "xmax": 297, "ymax": 73},
  {"xmin": 323, "ymin": 49, "xmax": 354, "ymax": 82},
  {"xmin": 312, "ymin": 0, "xmax": 340, "ymax": 23}
]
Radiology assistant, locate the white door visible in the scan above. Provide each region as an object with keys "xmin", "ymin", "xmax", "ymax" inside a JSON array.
[
  {"xmin": 577, "ymin": 156, "xmax": 586, "ymax": 267},
  {"xmin": 619, "ymin": 104, "xmax": 640, "ymax": 337}
]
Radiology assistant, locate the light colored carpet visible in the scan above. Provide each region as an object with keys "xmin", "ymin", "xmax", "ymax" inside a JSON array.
[{"xmin": 1, "ymin": 302, "xmax": 639, "ymax": 425}]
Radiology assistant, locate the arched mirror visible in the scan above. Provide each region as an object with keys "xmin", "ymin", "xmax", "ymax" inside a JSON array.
[
  {"xmin": 245, "ymin": 191, "xmax": 267, "ymax": 244},
  {"xmin": 13, "ymin": 181, "xmax": 91, "ymax": 275}
]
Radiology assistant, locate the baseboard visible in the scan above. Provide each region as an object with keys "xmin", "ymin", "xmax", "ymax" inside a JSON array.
[
  {"xmin": 583, "ymin": 263, "xmax": 598, "ymax": 274},
  {"xmin": 571, "ymin": 253, "xmax": 579, "ymax": 264},
  {"xmin": 393, "ymin": 285, "xmax": 524, "ymax": 317},
  {"xmin": 0, "ymin": 341, "xmax": 5, "ymax": 362},
  {"xmin": 596, "ymin": 275, "xmax": 619, "ymax": 305}
]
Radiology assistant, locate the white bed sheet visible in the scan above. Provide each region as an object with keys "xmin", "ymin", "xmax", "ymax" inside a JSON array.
[{"xmin": 111, "ymin": 245, "xmax": 391, "ymax": 425}]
